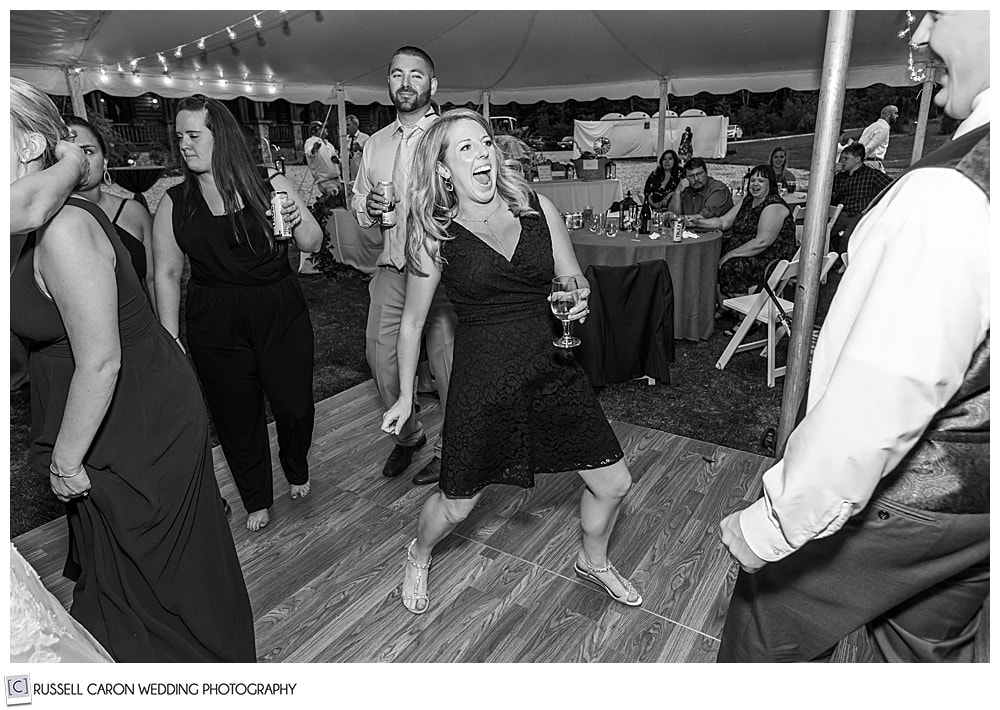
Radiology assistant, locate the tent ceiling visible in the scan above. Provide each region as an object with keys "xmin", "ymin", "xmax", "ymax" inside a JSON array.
[{"xmin": 10, "ymin": 10, "xmax": 917, "ymax": 105}]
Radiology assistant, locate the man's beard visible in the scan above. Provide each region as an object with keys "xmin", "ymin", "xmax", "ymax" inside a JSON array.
[{"xmin": 392, "ymin": 86, "xmax": 431, "ymax": 114}]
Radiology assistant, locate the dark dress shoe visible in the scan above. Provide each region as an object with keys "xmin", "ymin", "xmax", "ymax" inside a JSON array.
[
  {"xmin": 412, "ymin": 457, "xmax": 441, "ymax": 486},
  {"xmin": 383, "ymin": 433, "xmax": 427, "ymax": 478}
]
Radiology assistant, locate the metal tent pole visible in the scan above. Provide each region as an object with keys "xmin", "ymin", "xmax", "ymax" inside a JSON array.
[{"xmin": 775, "ymin": 10, "xmax": 855, "ymax": 456}]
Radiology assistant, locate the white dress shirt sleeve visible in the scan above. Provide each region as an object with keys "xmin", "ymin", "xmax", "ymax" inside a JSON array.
[
  {"xmin": 351, "ymin": 140, "xmax": 376, "ymax": 228},
  {"xmin": 740, "ymin": 168, "xmax": 990, "ymax": 561}
]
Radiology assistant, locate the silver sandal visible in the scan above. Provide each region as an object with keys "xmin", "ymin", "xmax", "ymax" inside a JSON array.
[
  {"xmin": 402, "ymin": 538, "xmax": 432, "ymax": 615},
  {"xmin": 574, "ymin": 555, "xmax": 643, "ymax": 607}
]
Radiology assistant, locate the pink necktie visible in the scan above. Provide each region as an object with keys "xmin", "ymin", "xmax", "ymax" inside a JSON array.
[{"xmin": 389, "ymin": 126, "xmax": 416, "ymax": 270}]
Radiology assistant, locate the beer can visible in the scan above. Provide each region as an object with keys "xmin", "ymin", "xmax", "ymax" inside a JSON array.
[
  {"xmin": 378, "ymin": 180, "xmax": 397, "ymax": 227},
  {"xmin": 271, "ymin": 191, "xmax": 293, "ymax": 240},
  {"xmin": 671, "ymin": 218, "xmax": 684, "ymax": 242}
]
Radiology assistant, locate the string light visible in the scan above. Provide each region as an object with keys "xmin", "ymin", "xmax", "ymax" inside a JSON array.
[
  {"xmin": 899, "ymin": 10, "xmax": 939, "ymax": 83},
  {"xmin": 76, "ymin": 12, "xmax": 293, "ymax": 89}
]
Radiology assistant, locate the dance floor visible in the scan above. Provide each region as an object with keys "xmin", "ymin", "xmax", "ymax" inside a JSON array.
[{"xmin": 15, "ymin": 380, "xmax": 887, "ymax": 662}]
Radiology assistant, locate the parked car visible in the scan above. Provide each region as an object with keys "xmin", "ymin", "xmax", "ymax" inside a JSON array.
[
  {"xmin": 727, "ymin": 124, "xmax": 744, "ymax": 140},
  {"xmin": 557, "ymin": 135, "xmax": 575, "ymax": 150}
]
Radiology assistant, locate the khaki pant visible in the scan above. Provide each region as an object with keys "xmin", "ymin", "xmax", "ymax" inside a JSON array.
[{"xmin": 366, "ymin": 267, "xmax": 456, "ymax": 457}]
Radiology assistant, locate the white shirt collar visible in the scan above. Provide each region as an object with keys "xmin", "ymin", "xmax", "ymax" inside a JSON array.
[{"xmin": 954, "ymin": 89, "xmax": 991, "ymax": 138}]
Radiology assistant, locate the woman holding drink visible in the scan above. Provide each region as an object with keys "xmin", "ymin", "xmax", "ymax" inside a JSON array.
[
  {"xmin": 153, "ymin": 95, "xmax": 322, "ymax": 532},
  {"xmin": 382, "ymin": 108, "xmax": 641, "ymax": 614}
]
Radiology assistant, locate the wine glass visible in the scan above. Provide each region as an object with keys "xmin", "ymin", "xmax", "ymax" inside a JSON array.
[
  {"xmin": 604, "ymin": 212, "xmax": 618, "ymax": 238},
  {"xmin": 550, "ymin": 276, "xmax": 582, "ymax": 348}
]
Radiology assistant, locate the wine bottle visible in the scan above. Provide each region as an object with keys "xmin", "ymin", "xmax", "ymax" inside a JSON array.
[{"xmin": 638, "ymin": 195, "xmax": 651, "ymax": 235}]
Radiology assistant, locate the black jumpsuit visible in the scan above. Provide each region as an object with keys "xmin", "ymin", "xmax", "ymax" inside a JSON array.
[{"xmin": 168, "ymin": 181, "xmax": 315, "ymax": 513}]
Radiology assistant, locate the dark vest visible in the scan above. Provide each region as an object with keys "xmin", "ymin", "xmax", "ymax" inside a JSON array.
[{"xmin": 872, "ymin": 123, "xmax": 989, "ymax": 514}]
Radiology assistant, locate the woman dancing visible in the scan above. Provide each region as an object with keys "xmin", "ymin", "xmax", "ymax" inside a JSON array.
[
  {"xmin": 65, "ymin": 116, "xmax": 156, "ymax": 309},
  {"xmin": 383, "ymin": 108, "xmax": 642, "ymax": 614},
  {"xmin": 153, "ymin": 95, "xmax": 322, "ymax": 532},
  {"xmin": 9, "ymin": 78, "xmax": 254, "ymax": 662}
]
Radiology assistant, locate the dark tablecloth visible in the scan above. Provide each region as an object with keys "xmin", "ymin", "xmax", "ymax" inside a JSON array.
[{"xmin": 570, "ymin": 228, "xmax": 722, "ymax": 341}]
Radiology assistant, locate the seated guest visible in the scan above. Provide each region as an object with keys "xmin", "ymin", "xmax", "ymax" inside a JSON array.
[
  {"xmin": 768, "ymin": 146, "xmax": 797, "ymax": 193},
  {"xmin": 689, "ymin": 165, "xmax": 796, "ymax": 315},
  {"xmin": 66, "ymin": 117, "xmax": 156, "ymax": 311},
  {"xmin": 830, "ymin": 142, "xmax": 893, "ymax": 251},
  {"xmin": 643, "ymin": 149, "xmax": 685, "ymax": 209},
  {"xmin": 668, "ymin": 157, "xmax": 735, "ymax": 229}
]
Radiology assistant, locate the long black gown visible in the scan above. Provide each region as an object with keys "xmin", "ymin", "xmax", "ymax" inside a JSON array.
[
  {"xmin": 10, "ymin": 197, "xmax": 256, "ymax": 662},
  {"xmin": 437, "ymin": 193, "xmax": 623, "ymax": 498}
]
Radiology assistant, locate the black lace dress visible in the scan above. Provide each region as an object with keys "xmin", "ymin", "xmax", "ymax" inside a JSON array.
[
  {"xmin": 437, "ymin": 194, "xmax": 624, "ymax": 498},
  {"xmin": 718, "ymin": 193, "xmax": 796, "ymax": 298}
]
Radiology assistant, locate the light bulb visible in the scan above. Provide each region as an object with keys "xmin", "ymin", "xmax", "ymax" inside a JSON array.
[
  {"xmin": 226, "ymin": 26, "xmax": 236, "ymax": 40},
  {"xmin": 197, "ymin": 37, "xmax": 206, "ymax": 50},
  {"xmin": 174, "ymin": 46, "xmax": 183, "ymax": 58},
  {"xmin": 253, "ymin": 14, "xmax": 262, "ymax": 28}
]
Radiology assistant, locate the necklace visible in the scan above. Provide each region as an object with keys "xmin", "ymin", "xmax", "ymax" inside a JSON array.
[{"xmin": 456, "ymin": 202, "xmax": 510, "ymax": 258}]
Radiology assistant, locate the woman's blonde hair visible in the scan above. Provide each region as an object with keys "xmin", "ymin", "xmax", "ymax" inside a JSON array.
[
  {"xmin": 406, "ymin": 108, "xmax": 536, "ymax": 275},
  {"xmin": 10, "ymin": 77, "xmax": 71, "ymax": 168}
]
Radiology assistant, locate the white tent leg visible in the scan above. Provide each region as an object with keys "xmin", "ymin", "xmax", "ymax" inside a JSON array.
[
  {"xmin": 656, "ymin": 77, "xmax": 669, "ymax": 158},
  {"xmin": 66, "ymin": 69, "xmax": 87, "ymax": 119},
  {"xmin": 910, "ymin": 78, "xmax": 935, "ymax": 165}
]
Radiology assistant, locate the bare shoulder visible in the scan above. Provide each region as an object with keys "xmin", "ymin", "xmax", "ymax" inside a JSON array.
[{"xmin": 37, "ymin": 203, "xmax": 112, "ymax": 256}]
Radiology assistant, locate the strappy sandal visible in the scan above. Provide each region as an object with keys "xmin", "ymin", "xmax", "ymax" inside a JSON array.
[
  {"xmin": 574, "ymin": 555, "xmax": 643, "ymax": 607},
  {"xmin": 402, "ymin": 538, "xmax": 432, "ymax": 615}
]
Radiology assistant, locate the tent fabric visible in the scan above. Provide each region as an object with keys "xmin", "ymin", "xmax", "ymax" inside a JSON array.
[
  {"xmin": 10, "ymin": 10, "xmax": 915, "ymax": 105},
  {"xmin": 574, "ymin": 117, "xmax": 727, "ymax": 160}
]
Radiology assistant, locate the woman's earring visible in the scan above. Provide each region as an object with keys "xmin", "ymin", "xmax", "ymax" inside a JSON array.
[
  {"xmin": 103, "ymin": 168, "xmax": 113, "ymax": 188},
  {"xmin": 442, "ymin": 176, "xmax": 454, "ymax": 192}
]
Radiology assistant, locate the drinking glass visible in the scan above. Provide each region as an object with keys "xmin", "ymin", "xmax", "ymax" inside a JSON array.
[
  {"xmin": 589, "ymin": 212, "xmax": 603, "ymax": 233},
  {"xmin": 550, "ymin": 276, "xmax": 582, "ymax": 348},
  {"xmin": 604, "ymin": 213, "xmax": 618, "ymax": 238}
]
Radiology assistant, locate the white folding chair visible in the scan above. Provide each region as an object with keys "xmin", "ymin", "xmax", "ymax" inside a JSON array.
[{"xmin": 715, "ymin": 252, "xmax": 838, "ymax": 387}]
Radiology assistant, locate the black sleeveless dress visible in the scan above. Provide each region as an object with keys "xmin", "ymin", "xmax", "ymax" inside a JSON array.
[
  {"xmin": 437, "ymin": 194, "xmax": 623, "ymax": 498},
  {"xmin": 109, "ymin": 199, "xmax": 146, "ymax": 279},
  {"xmin": 9, "ymin": 197, "xmax": 256, "ymax": 662}
]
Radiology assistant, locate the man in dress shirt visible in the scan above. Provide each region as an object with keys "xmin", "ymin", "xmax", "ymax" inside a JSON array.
[
  {"xmin": 304, "ymin": 121, "xmax": 342, "ymax": 197},
  {"xmin": 668, "ymin": 157, "xmax": 734, "ymax": 228},
  {"xmin": 345, "ymin": 114, "xmax": 369, "ymax": 182},
  {"xmin": 352, "ymin": 46, "xmax": 456, "ymax": 486},
  {"xmin": 858, "ymin": 104, "xmax": 898, "ymax": 172},
  {"xmin": 828, "ymin": 142, "xmax": 893, "ymax": 250},
  {"xmin": 717, "ymin": 10, "xmax": 989, "ymax": 663}
]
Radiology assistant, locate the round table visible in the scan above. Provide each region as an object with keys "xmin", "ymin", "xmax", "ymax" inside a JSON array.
[
  {"xmin": 109, "ymin": 166, "xmax": 166, "ymax": 211},
  {"xmin": 570, "ymin": 228, "xmax": 723, "ymax": 341},
  {"xmin": 532, "ymin": 178, "xmax": 623, "ymax": 213}
]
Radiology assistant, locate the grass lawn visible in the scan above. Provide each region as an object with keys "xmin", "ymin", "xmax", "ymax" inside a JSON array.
[{"xmin": 9, "ymin": 123, "xmax": 947, "ymax": 538}]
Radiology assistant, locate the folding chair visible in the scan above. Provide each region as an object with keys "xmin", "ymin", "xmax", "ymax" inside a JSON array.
[
  {"xmin": 715, "ymin": 252, "xmax": 838, "ymax": 387},
  {"xmin": 793, "ymin": 203, "xmax": 842, "ymax": 283}
]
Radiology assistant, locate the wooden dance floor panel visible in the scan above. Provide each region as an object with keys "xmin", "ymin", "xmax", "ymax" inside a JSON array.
[{"xmin": 14, "ymin": 380, "xmax": 774, "ymax": 663}]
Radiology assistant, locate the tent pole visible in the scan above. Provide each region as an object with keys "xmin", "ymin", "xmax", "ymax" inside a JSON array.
[
  {"xmin": 334, "ymin": 85, "xmax": 349, "ymax": 183},
  {"xmin": 481, "ymin": 90, "xmax": 491, "ymax": 122},
  {"xmin": 775, "ymin": 9, "xmax": 855, "ymax": 457},
  {"xmin": 910, "ymin": 78, "xmax": 935, "ymax": 165},
  {"xmin": 657, "ymin": 78, "xmax": 669, "ymax": 158},
  {"xmin": 65, "ymin": 69, "xmax": 87, "ymax": 119}
]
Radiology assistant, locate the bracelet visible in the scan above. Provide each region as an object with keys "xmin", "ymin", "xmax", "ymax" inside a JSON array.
[{"xmin": 49, "ymin": 461, "xmax": 83, "ymax": 478}]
